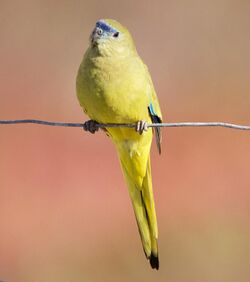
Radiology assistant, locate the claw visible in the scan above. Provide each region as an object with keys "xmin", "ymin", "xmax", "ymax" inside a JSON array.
[
  {"xmin": 83, "ymin": 120, "xmax": 99, "ymax": 134},
  {"xmin": 135, "ymin": 120, "xmax": 148, "ymax": 134}
]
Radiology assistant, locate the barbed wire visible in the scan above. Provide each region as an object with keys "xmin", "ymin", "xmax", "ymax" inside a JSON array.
[{"xmin": 0, "ymin": 119, "xmax": 250, "ymax": 130}]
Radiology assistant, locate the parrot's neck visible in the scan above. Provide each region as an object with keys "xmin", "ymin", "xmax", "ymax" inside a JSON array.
[{"xmin": 89, "ymin": 41, "xmax": 137, "ymax": 59}]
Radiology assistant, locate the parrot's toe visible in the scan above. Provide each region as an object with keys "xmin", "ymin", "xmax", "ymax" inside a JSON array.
[
  {"xmin": 83, "ymin": 120, "xmax": 99, "ymax": 134},
  {"xmin": 135, "ymin": 120, "xmax": 148, "ymax": 134}
]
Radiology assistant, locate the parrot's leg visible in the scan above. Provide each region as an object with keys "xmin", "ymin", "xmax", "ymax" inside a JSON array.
[
  {"xmin": 136, "ymin": 120, "xmax": 148, "ymax": 135},
  {"xmin": 83, "ymin": 120, "xmax": 99, "ymax": 134}
]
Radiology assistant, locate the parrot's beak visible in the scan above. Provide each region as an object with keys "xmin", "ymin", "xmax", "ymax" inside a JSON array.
[{"xmin": 90, "ymin": 28, "xmax": 101, "ymax": 46}]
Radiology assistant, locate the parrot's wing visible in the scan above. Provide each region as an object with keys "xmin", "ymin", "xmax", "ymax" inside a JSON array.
[
  {"xmin": 144, "ymin": 64, "xmax": 162, "ymax": 154},
  {"xmin": 148, "ymin": 103, "xmax": 162, "ymax": 154}
]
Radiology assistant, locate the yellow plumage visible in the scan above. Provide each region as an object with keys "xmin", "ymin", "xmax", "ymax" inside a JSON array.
[{"xmin": 76, "ymin": 19, "xmax": 162, "ymax": 269}]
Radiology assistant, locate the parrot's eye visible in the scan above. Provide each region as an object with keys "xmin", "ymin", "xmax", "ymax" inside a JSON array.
[
  {"xmin": 96, "ymin": 28, "xmax": 103, "ymax": 36},
  {"xmin": 113, "ymin": 32, "xmax": 119, "ymax": 38}
]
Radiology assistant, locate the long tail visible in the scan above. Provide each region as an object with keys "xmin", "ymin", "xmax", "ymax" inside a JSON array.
[{"xmin": 118, "ymin": 146, "xmax": 159, "ymax": 270}]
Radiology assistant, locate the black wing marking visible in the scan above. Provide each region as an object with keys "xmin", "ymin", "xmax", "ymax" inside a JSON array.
[{"xmin": 148, "ymin": 103, "xmax": 162, "ymax": 154}]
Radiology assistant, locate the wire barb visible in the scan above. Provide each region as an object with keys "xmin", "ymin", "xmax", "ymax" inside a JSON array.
[{"xmin": 0, "ymin": 119, "xmax": 250, "ymax": 130}]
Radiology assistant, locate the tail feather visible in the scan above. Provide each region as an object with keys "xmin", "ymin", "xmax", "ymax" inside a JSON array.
[
  {"xmin": 119, "ymin": 150, "xmax": 159, "ymax": 270},
  {"xmin": 150, "ymin": 253, "xmax": 159, "ymax": 270}
]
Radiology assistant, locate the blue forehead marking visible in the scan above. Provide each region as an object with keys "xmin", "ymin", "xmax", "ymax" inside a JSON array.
[{"xmin": 96, "ymin": 21, "xmax": 117, "ymax": 34}]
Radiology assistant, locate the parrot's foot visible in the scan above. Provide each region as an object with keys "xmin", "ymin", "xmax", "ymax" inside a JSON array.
[
  {"xmin": 83, "ymin": 120, "xmax": 99, "ymax": 134},
  {"xmin": 135, "ymin": 120, "xmax": 148, "ymax": 135}
]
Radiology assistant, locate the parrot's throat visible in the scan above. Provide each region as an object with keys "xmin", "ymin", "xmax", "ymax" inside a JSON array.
[
  {"xmin": 90, "ymin": 42, "xmax": 114, "ymax": 57},
  {"xmin": 90, "ymin": 41, "xmax": 132, "ymax": 59}
]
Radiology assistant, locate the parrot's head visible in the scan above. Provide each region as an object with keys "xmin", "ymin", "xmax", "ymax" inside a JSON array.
[{"xmin": 89, "ymin": 19, "xmax": 136, "ymax": 56}]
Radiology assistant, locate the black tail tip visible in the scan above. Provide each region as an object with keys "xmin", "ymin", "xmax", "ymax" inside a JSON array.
[{"xmin": 149, "ymin": 254, "xmax": 159, "ymax": 270}]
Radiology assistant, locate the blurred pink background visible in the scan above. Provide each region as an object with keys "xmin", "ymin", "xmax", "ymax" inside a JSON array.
[{"xmin": 0, "ymin": 1, "xmax": 250, "ymax": 281}]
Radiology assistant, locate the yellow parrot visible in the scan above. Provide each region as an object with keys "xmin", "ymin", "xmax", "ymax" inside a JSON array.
[{"xmin": 76, "ymin": 19, "xmax": 162, "ymax": 270}]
